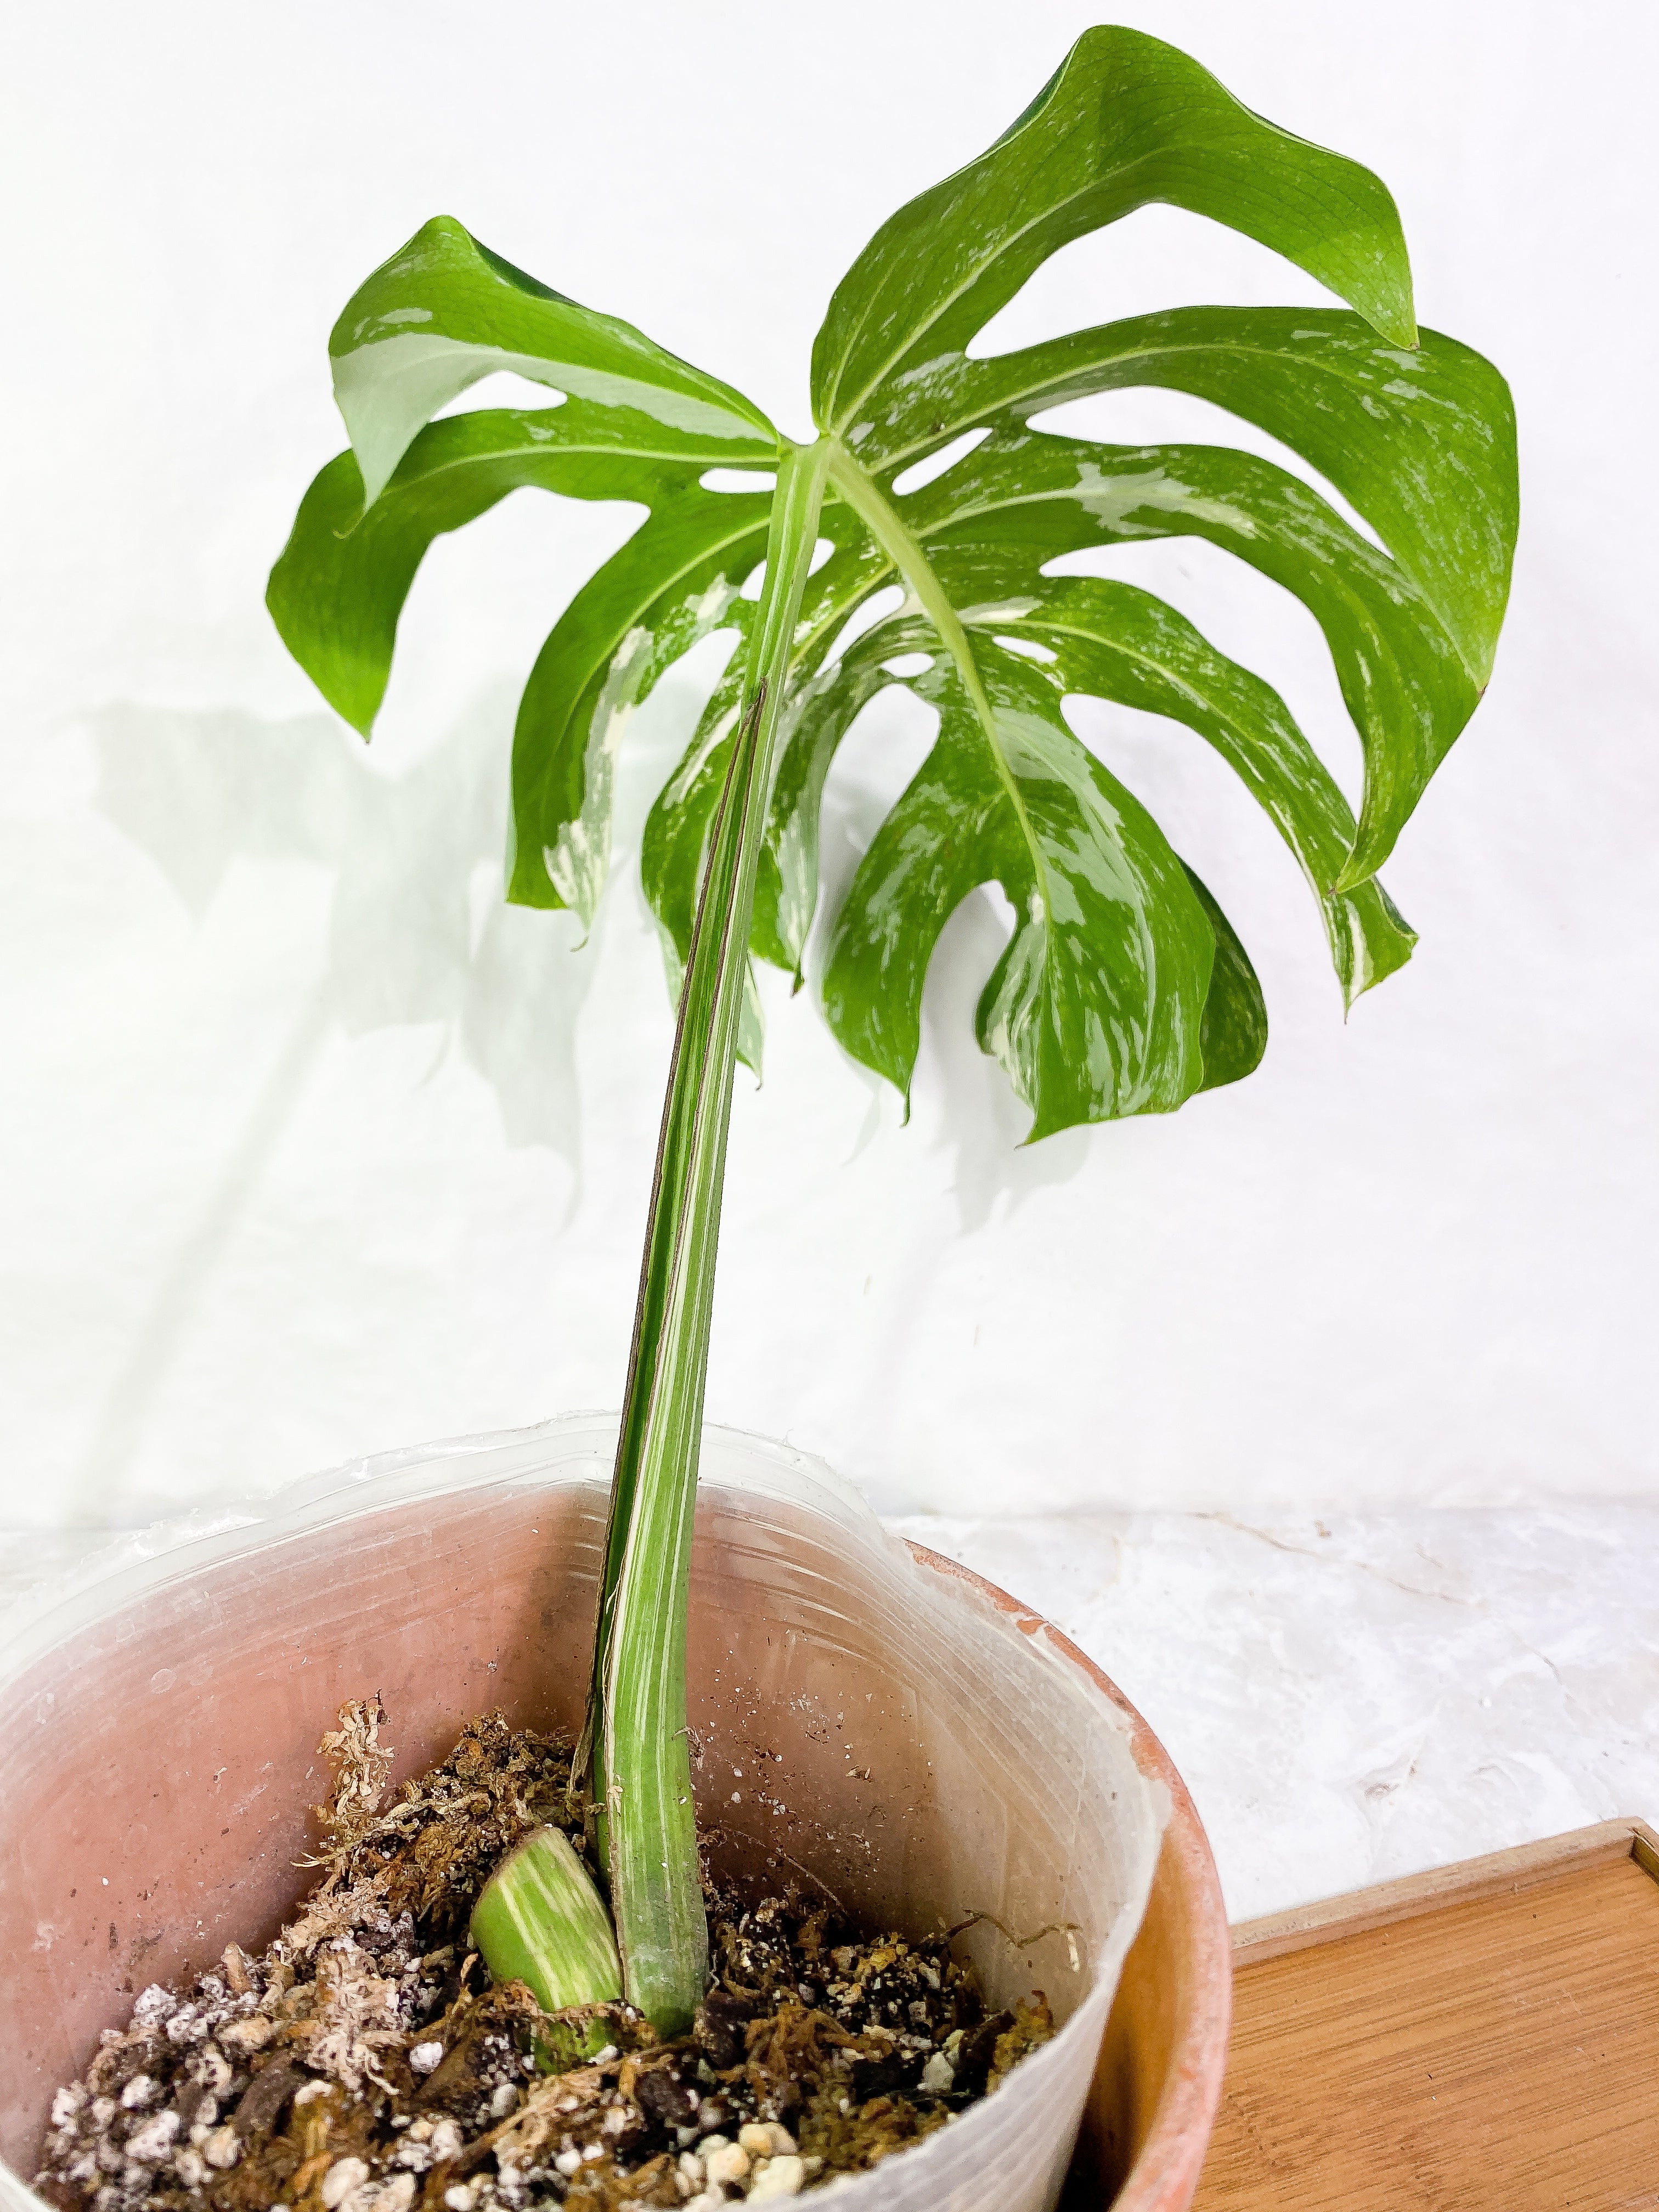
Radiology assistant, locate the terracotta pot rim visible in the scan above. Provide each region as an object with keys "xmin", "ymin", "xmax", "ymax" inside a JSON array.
[{"xmin": 906, "ymin": 1543, "xmax": 1231, "ymax": 2211}]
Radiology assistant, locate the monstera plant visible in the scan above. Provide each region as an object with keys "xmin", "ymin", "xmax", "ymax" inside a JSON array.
[{"xmin": 268, "ymin": 28, "xmax": 1516, "ymax": 2036}]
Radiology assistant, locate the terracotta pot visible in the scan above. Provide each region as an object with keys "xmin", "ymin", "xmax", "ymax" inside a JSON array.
[{"xmin": 0, "ymin": 1420, "xmax": 1228, "ymax": 2212}]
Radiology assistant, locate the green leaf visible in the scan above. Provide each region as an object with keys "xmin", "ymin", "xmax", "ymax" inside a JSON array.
[
  {"xmin": 509, "ymin": 485, "xmax": 771, "ymax": 922},
  {"xmin": 907, "ymin": 429, "xmax": 1480, "ymax": 887},
  {"xmin": 875, "ymin": 310, "xmax": 1517, "ymax": 692},
  {"xmin": 812, "ymin": 24, "xmax": 1415, "ymax": 443},
  {"xmin": 822, "ymin": 636, "xmax": 1215, "ymax": 1139},
  {"xmin": 755, "ymin": 647, "xmax": 902, "ymax": 978},
  {"xmin": 1183, "ymin": 865, "xmax": 1268, "ymax": 1092},
  {"xmin": 331, "ymin": 216, "xmax": 776, "ymax": 506},
  {"xmin": 639, "ymin": 642, "xmax": 768, "ymax": 1072},
  {"xmin": 977, "ymin": 577, "xmax": 1417, "ymax": 1007},
  {"xmin": 267, "ymin": 401, "xmax": 769, "ymax": 742},
  {"xmin": 640, "ymin": 529, "xmax": 896, "ymax": 1000}
]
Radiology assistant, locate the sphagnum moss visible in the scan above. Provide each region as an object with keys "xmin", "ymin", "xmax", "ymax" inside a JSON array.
[{"xmin": 36, "ymin": 1703, "xmax": 1053, "ymax": 2212}]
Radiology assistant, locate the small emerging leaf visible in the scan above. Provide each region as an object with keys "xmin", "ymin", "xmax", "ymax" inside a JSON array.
[{"xmin": 470, "ymin": 1826, "xmax": 622, "ymax": 2016}]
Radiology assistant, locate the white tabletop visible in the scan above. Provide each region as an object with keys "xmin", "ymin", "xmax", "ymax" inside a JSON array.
[{"xmin": 894, "ymin": 1505, "xmax": 1659, "ymax": 1921}]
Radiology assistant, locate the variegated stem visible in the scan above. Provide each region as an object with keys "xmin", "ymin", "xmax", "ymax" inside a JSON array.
[{"xmin": 582, "ymin": 434, "xmax": 832, "ymax": 2034}]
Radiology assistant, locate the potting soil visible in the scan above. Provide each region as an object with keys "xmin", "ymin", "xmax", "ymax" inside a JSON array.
[{"xmin": 35, "ymin": 1702, "xmax": 1054, "ymax": 2212}]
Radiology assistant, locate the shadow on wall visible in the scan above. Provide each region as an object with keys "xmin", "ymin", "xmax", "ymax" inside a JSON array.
[
  {"xmin": 70, "ymin": 699, "xmax": 607, "ymax": 1515},
  {"xmin": 88, "ymin": 695, "xmax": 603, "ymax": 1170},
  {"xmin": 76, "ymin": 689, "xmax": 1090, "ymax": 1509}
]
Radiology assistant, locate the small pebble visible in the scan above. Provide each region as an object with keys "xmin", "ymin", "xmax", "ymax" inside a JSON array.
[
  {"xmin": 409, "ymin": 2040, "xmax": 445, "ymax": 2076},
  {"xmin": 430, "ymin": 2120, "xmax": 464, "ymax": 2162},
  {"xmin": 131, "ymin": 1986, "xmax": 177, "ymax": 2030},
  {"xmin": 126, "ymin": 2113, "xmax": 181, "ymax": 2165},
  {"xmin": 381, "ymin": 2175, "xmax": 417, "ymax": 2211},
  {"xmin": 748, "ymin": 2158, "xmax": 806, "ymax": 2204},
  {"xmin": 555, "ymin": 2152, "xmax": 582, "ymax": 2177},
  {"xmin": 739, "ymin": 2124, "xmax": 795, "ymax": 2158},
  {"xmin": 202, "ymin": 2124, "xmax": 241, "ymax": 2172},
  {"xmin": 704, "ymin": 2143, "xmax": 751, "ymax": 2188},
  {"xmin": 444, "ymin": 2190, "xmax": 476, "ymax": 2212},
  {"xmin": 120, "ymin": 2075, "xmax": 157, "ymax": 2111},
  {"xmin": 323, "ymin": 2157, "xmax": 370, "ymax": 2208},
  {"xmin": 920, "ymin": 2050, "xmax": 955, "ymax": 2095},
  {"xmin": 196, "ymin": 2045, "xmax": 233, "ymax": 2095},
  {"xmin": 488, "ymin": 2082, "xmax": 518, "ymax": 2119},
  {"xmin": 174, "ymin": 2149, "xmax": 209, "ymax": 2190}
]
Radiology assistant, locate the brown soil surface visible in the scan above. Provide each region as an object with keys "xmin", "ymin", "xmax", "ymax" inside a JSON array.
[{"xmin": 36, "ymin": 1703, "xmax": 1053, "ymax": 2212}]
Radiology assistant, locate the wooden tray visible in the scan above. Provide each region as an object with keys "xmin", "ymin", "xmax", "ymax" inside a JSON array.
[{"xmin": 1190, "ymin": 1818, "xmax": 1659, "ymax": 2209}]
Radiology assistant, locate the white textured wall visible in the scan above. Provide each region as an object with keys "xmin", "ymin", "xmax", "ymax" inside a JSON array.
[{"xmin": 2, "ymin": 0, "xmax": 1653, "ymax": 1527}]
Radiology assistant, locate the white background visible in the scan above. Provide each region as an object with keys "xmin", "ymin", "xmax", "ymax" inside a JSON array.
[{"xmin": 2, "ymin": 0, "xmax": 1654, "ymax": 1531}]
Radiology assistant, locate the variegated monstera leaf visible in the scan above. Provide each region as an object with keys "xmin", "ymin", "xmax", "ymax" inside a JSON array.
[{"xmin": 270, "ymin": 25, "xmax": 1516, "ymax": 1141}]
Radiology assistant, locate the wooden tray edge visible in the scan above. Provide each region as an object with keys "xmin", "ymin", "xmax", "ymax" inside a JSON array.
[{"xmin": 1231, "ymin": 1816, "xmax": 1659, "ymax": 1964}]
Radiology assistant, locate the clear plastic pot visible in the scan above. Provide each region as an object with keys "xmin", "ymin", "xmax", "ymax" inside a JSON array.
[{"xmin": 0, "ymin": 1418, "xmax": 1229, "ymax": 2211}]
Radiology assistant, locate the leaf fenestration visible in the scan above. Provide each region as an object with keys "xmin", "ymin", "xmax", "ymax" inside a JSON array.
[
  {"xmin": 876, "ymin": 310, "xmax": 1518, "ymax": 692},
  {"xmin": 812, "ymin": 25, "xmax": 1417, "ymax": 442},
  {"xmin": 823, "ymin": 640, "xmax": 1216, "ymax": 1139}
]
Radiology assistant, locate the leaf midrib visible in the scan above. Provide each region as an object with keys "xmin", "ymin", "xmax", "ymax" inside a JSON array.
[
  {"xmin": 862, "ymin": 323, "xmax": 1487, "ymax": 693},
  {"xmin": 534, "ymin": 509, "xmax": 774, "ymax": 774},
  {"xmin": 904, "ymin": 447, "xmax": 1420, "ymax": 701},
  {"xmin": 875, "ymin": 326, "xmax": 1417, "ymax": 476},
  {"xmin": 357, "ymin": 430, "xmax": 770, "ymax": 516},
  {"xmin": 825, "ymin": 146, "xmax": 1169, "ymax": 435},
  {"xmin": 824, "ymin": 442, "xmax": 1056, "ymax": 966},
  {"xmin": 996, "ymin": 604, "xmax": 1351, "ymax": 882}
]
